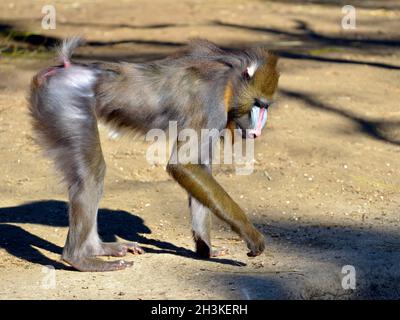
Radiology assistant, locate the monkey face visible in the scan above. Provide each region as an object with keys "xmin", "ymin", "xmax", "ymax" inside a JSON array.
[
  {"xmin": 234, "ymin": 103, "xmax": 270, "ymax": 139},
  {"xmin": 234, "ymin": 53, "xmax": 279, "ymax": 139}
]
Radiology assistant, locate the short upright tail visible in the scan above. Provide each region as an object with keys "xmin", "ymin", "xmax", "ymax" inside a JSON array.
[{"xmin": 57, "ymin": 36, "xmax": 84, "ymax": 67}]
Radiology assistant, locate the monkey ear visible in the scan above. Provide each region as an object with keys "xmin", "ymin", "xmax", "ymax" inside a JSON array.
[
  {"xmin": 246, "ymin": 62, "xmax": 258, "ymax": 78},
  {"xmin": 247, "ymin": 48, "xmax": 279, "ymax": 76}
]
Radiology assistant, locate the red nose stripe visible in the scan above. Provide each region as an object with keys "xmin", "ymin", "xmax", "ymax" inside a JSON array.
[{"xmin": 254, "ymin": 107, "xmax": 266, "ymax": 137}]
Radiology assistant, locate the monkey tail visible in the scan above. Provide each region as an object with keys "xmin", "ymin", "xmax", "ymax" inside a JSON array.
[{"xmin": 57, "ymin": 36, "xmax": 84, "ymax": 68}]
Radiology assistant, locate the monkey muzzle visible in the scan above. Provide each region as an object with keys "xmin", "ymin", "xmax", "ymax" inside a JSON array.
[{"xmin": 234, "ymin": 105, "xmax": 269, "ymax": 139}]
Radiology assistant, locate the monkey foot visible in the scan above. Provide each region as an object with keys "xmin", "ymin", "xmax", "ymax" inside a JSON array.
[
  {"xmin": 98, "ymin": 242, "xmax": 144, "ymax": 257},
  {"xmin": 63, "ymin": 257, "xmax": 133, "ymax": 272},
  {"xmin": 210, "ymin": 248, "xmax": 229, "ymax": 257},
  {"xmin": 194, "ymin": 237, "xmax": 228, "ymax": 258}
]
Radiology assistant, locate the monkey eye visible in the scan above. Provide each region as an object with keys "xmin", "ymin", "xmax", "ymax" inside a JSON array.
[
  {"xmin": 254, "ymin": 98, "xmax": 270, "ymax": 109},
  {"xmin": 242, "ymin": 70, "xmax": 250, "ymax": 81}
]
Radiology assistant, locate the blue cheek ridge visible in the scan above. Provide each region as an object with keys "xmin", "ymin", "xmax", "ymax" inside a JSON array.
[{"xmin": 250, "ymin": 106, "xmax": 268, "ymax": 129}]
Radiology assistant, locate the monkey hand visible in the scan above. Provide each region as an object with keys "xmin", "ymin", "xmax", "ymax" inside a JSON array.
[{"xmin": 245, "ymin": 227, "xmax": 266, "ymax": 257}]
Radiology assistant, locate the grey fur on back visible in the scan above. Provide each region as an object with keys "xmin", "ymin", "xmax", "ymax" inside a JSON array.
[{"xmin": 29, "ymin": 37, "xmax": 269, "ymax": 180}]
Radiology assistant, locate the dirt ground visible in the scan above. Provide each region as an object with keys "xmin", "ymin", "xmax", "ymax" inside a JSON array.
[{"xmin": 0, "ymin": 0, "xmax": 399, "ymax": 299}]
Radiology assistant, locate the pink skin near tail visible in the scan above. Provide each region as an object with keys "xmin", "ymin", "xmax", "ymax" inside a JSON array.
[{"xmin": 41, "ymin": 58, "xmax": 71, "ymax": 80}]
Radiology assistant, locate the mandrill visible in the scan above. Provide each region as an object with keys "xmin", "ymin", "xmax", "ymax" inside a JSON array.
[{"xmin": 29, "ymin": 37, "xmax": 279, "ymax": 271}]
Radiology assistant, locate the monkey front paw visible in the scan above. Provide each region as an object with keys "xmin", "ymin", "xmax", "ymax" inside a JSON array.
[
  {"xmin": 98, "ymin": 242, "xmax": 144, "ymax": 257},
  {"xmin": 246, "ymin": 229, "xmax": 266, "ymax": 257},
  {"xmin": 63, "ymin": 256, "xmax": 134, "ymax": 272}
]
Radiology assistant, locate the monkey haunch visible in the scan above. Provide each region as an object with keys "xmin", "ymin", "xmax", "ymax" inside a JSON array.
[{"xmin": 29, "ymin": 38, "xmax": 279, "ymax": 272}]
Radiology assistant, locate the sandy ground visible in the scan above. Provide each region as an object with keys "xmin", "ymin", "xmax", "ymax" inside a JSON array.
[{"xmin": 0, "ymin": 0, "xmax": 399, "ymax": 299}]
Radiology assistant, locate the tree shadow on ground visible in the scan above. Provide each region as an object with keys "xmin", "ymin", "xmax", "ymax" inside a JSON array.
[
  {"xmin": 277, "ymin": 51, "xmax": 400, "ymax": 70},
  {"xmin": 58, "ymin": 21, "xmax": 185, "ymax": 30},
  {"xmin": 0, "ymin": 22, "xmax": 183, "ymax": 51},
  {"xmin": 267, "ymin": 0, "xmax": 400, "ymax": 10},
  {"xmin": 209, "ymin": 19, "xmax": 400, "ymax": 70},
  {"xmin": 280, "ymin": 89, "xmax": 400, "ymax": 146},
  {"xmin": 213, "ymin": 19, "xmax": 400, "ymax": 49},
  {"xmin": 0, "ymin": 23, "xmax": 59, "ymax": 49},
  {"xmin": 2, "ymin": 19, "xmax": 400, "ymax": 69},
  {"xmin": 0, "ymin": 200, "xmax": 245, "ymax": 270}
]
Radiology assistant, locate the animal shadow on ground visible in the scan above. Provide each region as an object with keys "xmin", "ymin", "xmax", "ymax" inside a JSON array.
[{"xmin": 0, "ymin": 200, "xmax": 245, "ymax": 270}]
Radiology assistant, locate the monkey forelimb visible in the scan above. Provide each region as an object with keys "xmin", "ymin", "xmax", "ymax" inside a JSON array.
[{"xmin": 167, "ymin": 163, "xmax": 265, "ymax": 257}]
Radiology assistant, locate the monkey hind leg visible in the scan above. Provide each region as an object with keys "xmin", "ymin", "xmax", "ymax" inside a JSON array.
[
  {"xmin": 29, "ymin": 67, "xmax": 136, "ymax": 271},
  {"xmin": 190, "ymin": 197, "xmax": 228, "ymax": 258}
]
